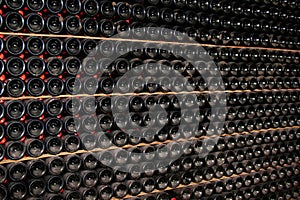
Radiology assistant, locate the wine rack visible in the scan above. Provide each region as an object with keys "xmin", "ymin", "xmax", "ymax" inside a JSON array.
[{"xmin": 0, "ymin": 0, "xmax": 299, "ymax": 199}]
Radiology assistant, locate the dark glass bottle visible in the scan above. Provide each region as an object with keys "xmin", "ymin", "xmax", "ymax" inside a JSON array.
[
  {"xmin": 45, "ymin": 98, "xmax": 63, "ymax": 116},
  {"xmin": 64, "ymin": 38, "xmax": 82, "ymax": 56},
  {"xmin": 5, "ymin": 78, "xmax": 25, "ymax": 97},
  {"xmin": 63, "ymin": 172, "xmax": 81, "ymax": 190},
  {"xmin": 28, "ymin": 179, "xmax": 46, "ymax": 197},
  {"xmin": 7, "ymin": 162, "xmax": 27, "ymax": 181},
  {"xmin": 46, "ymin": 156, "xmax": 65, "ymax": 175},
  {"xmin": 8, "ymin": 182, "xmax": 27, "ymax": 199},
  {"xmin": 26, "ymin": 37, "xmax": 45, "ymax": 55},
  {"xmin": 79, "ymin": 187, "xmax": 97, "ymax": 200},
  {"xmin": 83, "ymin": 0, "xmax": 99, "ymax": 16},
  {"xmin": 46, "ymin": 77, "xmax": 64, "ymax": 96},
  {"xmin": 63, "ymin": 135, "xmax": 81, "ymax": 152},
  {"xmin": 45, "ymin": 117, "xmax": 62, "ymax": 136},
  {"xmin": 0, "ymin": 185, "xmax": 7, "ymax": 199},
  {"xmin": 6, "ymin": 57, "xmax": 26, "ymax": 77},
  {"xmin": 65, "ymin": 154, "xmax": 82, "ymax": 172},
  {"xmin": 0, "ymin": 165, "xmax": 7, "ymax": 183},
  {"xmin": 27, "ymin": 78, "xmax": 45, "ymax": 96},
  {"xmin": 64, "ymin": 98, "xmax": 81, "ymax": 115},
  {"xmin": 45, "ymin": 175, "xmax": 64, "ymax": 193},
  {"xmin": 25, "ymin": 138, "xmax": 45, "ymax": 157},
  {"xmin": 26, "ymin": 0, "xmax": 45, "ymax": 11},
  {"xmin": 99, "ymin": 1, "xmax": 115, "ymax": 18},
  {"xmin": 44, "ymin": 136, "xmax": 63, "ymax": 155},
  {"xmin": 112, "ymin": 182, "xmax": 128, "ymax": 198},
  {"xmin": 45, "ymin": 38, "xmax": 63, "ymax": 56},
  {"xmin": 26, "ymin": 99, "xmax": 44, "ymax": 118},
  {"xmin": 65, "ymin": 0, "xmax": 81, "ymax": 14},
  {"xmin": 99, "ymin": 19, "xmax": 115, "ymax": 37},
  {"xmin": 5, "ymin": 12, "xmax": 24, "ymax": 32},
  {"xmin": 27, "ymin": 57, "xmax": 45, "ymax": 77},
  {"xmin": 46, "ymin": 0, "xmax": 64, "ymax": 13},
  {"xmin": 97, "ymin": 185, "xmax": 113, "ymax": 200},
  {"xmin": 5, "ymin": 36, "xmax": 25, "ymax": 55},
  {"xmin": 6, "ymin": 141, "xmax": 25, "ymax": 160},
  {"xmin": 27, "ymin": 159, "xmax": 47, "ymax": 178},
  {"xmin": 5, "ymin": 100, "xmax": 25, "ymax": 120},
  {"xmin": 6, "ymin": 121, "xmax": 25, "ymax": 140},
  {"xmin": 46, "ymin": 15, "xmax": 63, "ymax": 34}
]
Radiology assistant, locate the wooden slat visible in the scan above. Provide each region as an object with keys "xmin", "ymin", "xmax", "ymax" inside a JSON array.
[
  {"xmin": 1, "ymin": 88, "xmax": 300, "ymax": 101},
  {"xmin": 0, "ymin": 31, "xmax": 299, "ymax": 53}
]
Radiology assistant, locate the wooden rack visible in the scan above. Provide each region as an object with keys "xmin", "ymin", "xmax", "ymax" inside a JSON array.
[{"xmin": 0, "ymin": 30, "xmax": 299, "ymax": 199}]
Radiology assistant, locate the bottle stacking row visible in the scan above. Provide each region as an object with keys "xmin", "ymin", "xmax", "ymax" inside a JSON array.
[
  {"xmin": 0, "ymin": 40, "xmax": 299, "ymax": 98},
  {"xmin": 0, "ymin": 0, "xmax": 299, "ymax": 200},
  {"xmin": 0, "ymin": 119, "xmax": 299, "ymax": 159},
  {"xmin": 1, "ymin": 76, "xmax": 300, "ymax": 97},
  {"xmin": 0, "ymin": 93, "xmax": 299, "ymax": 137},
  {"xmin": 1, "ymin": 36, "xmax": 299, "ymax": 59},
  {"xmin": 0, "ymin": 0, "xmax": 299, "ymax": 48},
  {"xmin": 1, "ymin": 91, "xmax": 299, "ymax": 116},
  {"xmin": 0, "ymin": 150, "xmax": 299, "ymax": 199}
]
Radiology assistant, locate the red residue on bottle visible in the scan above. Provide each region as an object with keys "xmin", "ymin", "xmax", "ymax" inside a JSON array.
[
  {"xmin": 20, "ymin": 74, "xmax": 26, "ymax": 81},
  {"xmin": 0, "ymin": 118, "xmax": 5, "ymax": 124},
  {"xmin": 0, "ymin": 138, "xmax": 6, "ymax": 144},
  {"xmin": 18, "ymin": 10, "xmax": 24, "ymax": 16},
  {"xmin": 0, "ymin": 75, "xmax": 5, "ymax": 81},
  {"xmin": 20, "ymin": 136, "xmax": 26, "ymax": 142},
  {"xmin": 20, "ymin": 116, "xmax": 26, "ymax": 122}
]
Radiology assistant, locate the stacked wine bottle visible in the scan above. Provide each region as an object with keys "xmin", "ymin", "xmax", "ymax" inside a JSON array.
[{"xmin": 0, "ymin": 0, "xmax": 299, "ymax": 199}]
